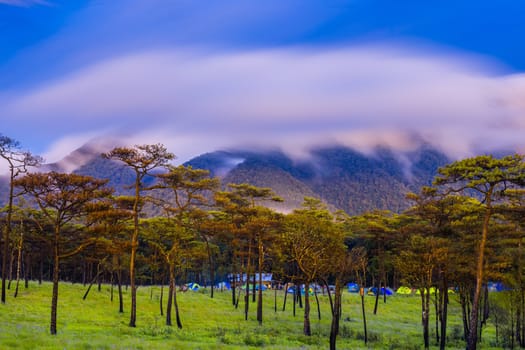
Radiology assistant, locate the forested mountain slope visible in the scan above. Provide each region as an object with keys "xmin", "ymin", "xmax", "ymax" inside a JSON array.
[{"xmin": 0, "ymin": 143, "xmax": 449, "ymax": 215}]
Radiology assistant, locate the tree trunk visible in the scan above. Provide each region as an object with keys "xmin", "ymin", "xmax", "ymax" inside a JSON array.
[
  {"xmin": 303, "ymin": 281, "xmax": 311, "ymax": 336},
  {"xmin": 8, "ymin": 250, "xmax": 15, "ymax": 289},
  {"xmin": 360, "ymin": 287, "xmax": 368, "ymax": 345},
  {"xmin": 129, "ymin": 174, "xmax": 141, "ymax": 328},
  {"xmin": 329, "ymin": 280, "xmax": 341, "ymax": 350},
  {"xmin": 173, "ymin": 279, "xmax": 182, "ymax": 329},
  {"xmin": 252, "ymin": 271, "xmax": 256, "ymax": 303},
  {"xmin": 256, "ymin": 239, "xmax": 263, "ymax": 325},
  {"xmin": 421, "ymin": 287, "xmax": 430, "ymax": 350},
  {"xmin": 14, "ymin": 232, "xmax": 23, "ymax": 298},
  {"xmin": 314, "ymin": 287, "xmax": 321, "ymax": 320},
  {"xmin": 129, "ymin": 233, "xmax": 138, "ymax": 327},
  {"xmin": 231, "ymin": 271, "xmax": 236, "ymax": 306},
  {"xmin": 373, "ymin": 282, "xmax": 380, "ymax": 315},
  {"xmin": 205, "ymin": 239, "xmax": 214, "ymax": 299},
  {"xmin": 83, "ymin": 268, "xmax": 104, "ymax": 300},
  {"xmin": 117, "ymin": 257, "xmax": 124, "ymax": 313},
  {"xmin": 467, "ymin": 201, "xmax": 492, "ymax": 350},
  {"xmin": 274, "ymin": 287, "xmax": 277, "ymax": 313},
  {"xmin": 435, "ymin": 288, "xmax": 439, "ymax": 344},
  {"xmin": 110, "ymin": 270, "xmax": 114, "ymax": 302},
  {"xmin": 293, "ymin": 285, "xmax": 296, "ymax": 317},
  {"xmin": 439, "ymin": 275, "xmax": 449, "ymax": 350},
  {"xmin": 39, "ymin": 256, "xmax": 43, "ymax": 285},
  {"xmin": 244, "ymin": 244, "xmax": 252, "ymax": 321},
  {"xmin": 50, "ymin": 228, "xmax": 60, "ymax": 335},
  {"xmin": 1, "ymin": 170, "xmax": 15, "ymax": 304},
  {"xmin": 282, "ymin": 283, "xmax": 289, "ymax": 312},
  {"xmin": 160, "ymin": 283, "xmax": 164, "ymax": 316},
  {"xmin": 166, "ymin": 265, "xmax": 174, "ymax": 326}
]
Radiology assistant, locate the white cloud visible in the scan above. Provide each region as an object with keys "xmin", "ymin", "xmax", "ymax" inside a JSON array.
[{"xmin": 2, "ymin": 44, "xmax": 525, "ymax": 163}]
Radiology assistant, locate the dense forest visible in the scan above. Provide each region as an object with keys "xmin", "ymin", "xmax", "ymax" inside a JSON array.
[{"xmin": 2, "ymin": 135, "xmax": 525, "ymax": 350}]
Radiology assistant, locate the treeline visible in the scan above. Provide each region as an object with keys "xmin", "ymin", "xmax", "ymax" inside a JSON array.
[{"xmin": 1, "ymin": 136, "xmax": 525, "ymax": 350}]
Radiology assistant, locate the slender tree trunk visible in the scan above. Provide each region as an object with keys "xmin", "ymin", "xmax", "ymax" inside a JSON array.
[
  {"xmin": 244, "ymin": 244, "xmax": 252, "ymax": 321},
  {"xmin": 8, "ymin": 250, "xmax": 15, "ymax": 289},
  {"xmin": 282, "ymin": 283, "xmax": 289, "ymax": 312},
  {"xmin": 297, "ymin": 284, "xmax": 303, "ymax": 309},
  {"xmin": 39, "ymin": 255, "xmax": 43, "ymax": 285},
  {"xmin": 160, "ymin": 282, "xmax": 164, "ymax": 316},
  {"xmin": 97, "ymin": 263, "xmax": 102, "ymax": 292},
  {"xmin": 421, "ymin": 287, "xmax": 430, "ymax": 350},
  {"xmin": 231, "ymin": 270, "xmax": 236, "ymax": 306},
  {"xmin": 256, "ymin": 239, "xmax": 263, "ymax": 325},
  {"xmin": 50, "ymin": 228, "xmax": 60, "ymax": 335},
  {"xmin": 303, "ymin": 281, "xmax": 311, "ymax": 336},
  {"xmin": 461, "ymin": 289, "xmax": 470, "ymax": 341},
  {"xmin": 117, "ymin": 256, "xmax": 124, "ymax": 313},
  {"xmin": 435, "ymin": 288, "xmax": 439, "ymax": 344},
  {"xmin": 14, "ymin": 233, "xmax": 23, "ymax": 298},
  {"xmin": 467, "ymin": 201, "xmax": 492, "ymax": 350},
  {"xmin": 166, "ymin": 265, "xmax": 175, "ymax": 326},
  {"xmin": 173, "ymin": 278, "xmax": 182, "ymax": 329},
  {"xmin": 323, "ymin": 279, "xmax": 334, "ymax": 316},
  {"xmin": 373, "ymin": 282, "xmax": 380, "ymax": 315},
  {"xmin": 1, "ymin": 170, "xmax": 15, "ymax": 304},
  {"xmin": 129, "ymin": 232, "xmax": 138, "ymax": 327},
  {"xmin": 274, "ymin": 286, "xmax": 277, "ymax": 313},
  {"xmin": 314, "ymin": 287, "xmax": 321, "ymax": 320},
  {"xmin": 83, "ymin": 268, "xmax": 104, "ymax": 300},
  {"xmin": 329, "ymin": 280, "xmax": 341, "ymax": 350},
  {"xmin": 129, "ymin": 174, "xmax": 141, "ymax": 328},
  {"xmin": 205, "ymin": 239, "xmax": 214, "ymax": 299},
  {"xmin": 293, "ymin": 285, "xmax": 296, "ymax": 317},
  {"xmin": 439, "ymin": 275, "xmax": 449, "ymax": 350},
  {"xmin": 360, "ymin": 287, "xmax": 368, "ymax": 345},
  {"xmin": 252, "ymin": 271, "xmax": 256, "ymax": 303}
]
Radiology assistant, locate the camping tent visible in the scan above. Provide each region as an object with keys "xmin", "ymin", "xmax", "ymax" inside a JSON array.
[
  {"xmin": 368, "ymin": 287, "xmax": 394, "ymax": 296},
  {"xmin": 347, "ymin": 283, "xmax": 359, "ymax": 293},
  {"xmin": 188, "ymin": 282, "xmax": 200, "ymax": 291},
  {"xmin": 396, "ymin": 286, "xmax": 413, "ymax": 295}
]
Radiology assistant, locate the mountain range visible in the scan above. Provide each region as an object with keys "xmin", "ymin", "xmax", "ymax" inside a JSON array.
[{"xmin": 0, "ymin": 143, "xmax": 450, "ymax": 215}]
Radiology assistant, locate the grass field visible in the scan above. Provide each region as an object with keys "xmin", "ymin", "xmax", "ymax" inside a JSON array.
[{"xmin": 0, "ymin": 282, "xmax": 502, "ymax": 349}]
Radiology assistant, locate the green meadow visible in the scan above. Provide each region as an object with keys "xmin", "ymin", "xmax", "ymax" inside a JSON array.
[{"xmin": 0, "ymin": 282, "xmax": 501, "ymax": 349}]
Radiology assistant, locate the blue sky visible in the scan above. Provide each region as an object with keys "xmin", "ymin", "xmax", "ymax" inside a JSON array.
[{"xmin": 1, "ymin": 0, "xmax": 525, "ymax": 166}]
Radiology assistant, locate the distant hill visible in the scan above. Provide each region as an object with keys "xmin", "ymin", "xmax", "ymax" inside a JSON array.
[
  {"xmin": 185, "ymin": 145, "xmax": 449, "ymax": 214},
  {"xmin": 0, "ymin": 143, "xmax": 450, "ymax": 215}
]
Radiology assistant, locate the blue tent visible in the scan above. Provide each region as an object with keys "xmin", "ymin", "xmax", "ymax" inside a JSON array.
[
  {"xmin": 188, "ymin": 282, "xmax": 200, "ymax": 291},
  {"xmin": 347, "ymin": 283, "xmax": 359, "ymax": 293},
  {"xmin": 368, "ymin": 287, "xmax": 394, "ymax": 296},
  {"xmin": 487, "ymin": 281, "xmax": 509, "ymax": 292}
]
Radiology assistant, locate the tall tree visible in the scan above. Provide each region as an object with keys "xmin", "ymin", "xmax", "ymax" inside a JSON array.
[
  {"xmin": 434, "ymin": 154, "xmax": 525, "ymax": 350},
  {"xmin": 214, "ymin": 183, "xmax": 281, "ymax": 322},
  {"xmin": 86, "ymin": 195, "xmax": 134, "ymax": 313},
  {"xmin": 103, "ymin": 143, "xmax": 174, "ymax": 327},
  {"xmin": 155, "ymin": 165, "xmax": 219, "ymax": 298},
  {"xmin": 14, "ymin": 171, "xmax": 112, "ymax": 335},
  {"xmin": 284, "ymin": 197, "xmax": 344, "ymax": 336},
  {"xmin": 347, "ymin": 210, "xmax": 397, "ymax": 314},
  {"xmin": 0, "ymin": 135, "xmax": 42, "ymax": 303}
]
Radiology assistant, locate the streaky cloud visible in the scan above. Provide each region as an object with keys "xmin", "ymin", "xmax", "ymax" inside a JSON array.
[{"xmin": 2, "ymin": 44, "xmax": 525, "ymax": 163}]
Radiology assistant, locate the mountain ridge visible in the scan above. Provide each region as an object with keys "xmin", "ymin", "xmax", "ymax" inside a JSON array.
[{"xmin": 0, "ymin": 143, "xmax": 450, "ymax": 215}]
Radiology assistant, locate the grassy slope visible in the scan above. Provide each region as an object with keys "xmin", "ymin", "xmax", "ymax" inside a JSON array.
[{"xmin": 0, "ymin": 282, "xmax": 501, "ymax": 349}]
